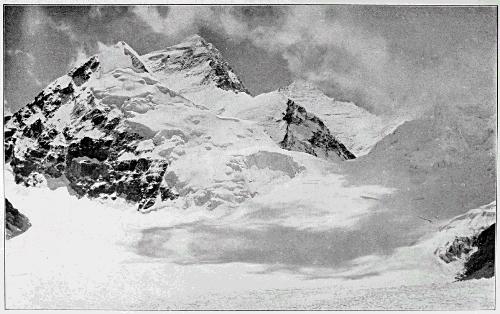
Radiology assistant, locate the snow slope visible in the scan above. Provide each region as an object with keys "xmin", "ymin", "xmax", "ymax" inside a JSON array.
[{"xmin": 5, "ymin": 167, "xmax": 495, "ymax": 310}]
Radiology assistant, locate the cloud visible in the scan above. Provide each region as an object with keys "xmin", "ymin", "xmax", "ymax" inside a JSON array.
[
  {"xmin": 88, "ymin": 6, "xmax": 131, "ymax": 21},
  {"xmin": 23, "ymin": 6, "xmax": 76, "ymax": 40},
  {"xmin": 68, "ymin": 46, "xmax": 91, "ymax": 70},
  {"xmin": 10, "ymin": 6, "xmax": 496, "ymax": 120},
  {"xmin": 7, "ymin": 48, "xmax": 43, "ymax": 86},
  {"xmin": 22, "ymin": 6, "xmax": 45, "ymax": 36},
  {"xmin": 97, "ymin": 41, "xmax": 113, "ymax": 52},
  {"xmin": 206, "ymin": 6, "xmax": 495, "ymax": 118},
  {"xmin": 209, "ymin": 7, "xmax": 398, "ymax": 114},
  {"xmin": 26, "ymin": 69, "xmax": 42, "ymax": 86},
  {"xmin": 67, "ymin": 41, "xmax": 120, "ymax": 71},
  {"xmin": 132, "ymin": 6, "xmax": 214, "ymax": 40},
  {"xmin": 131, "ymin": 6, "xmax": 401, "ymax": 114},
  {"xmin": 54, "ymin": 22, "xmax": 79, "ymax": 42},
  {"xmin": 6, "ymin": 49, "xmax": 35, "ymax": 62},
  {"xmin": 4, "ymin": 99, "xmax": 12, "ymax": 116},
  {"xmin": 89, "ymin": 6, "xmax": 104, "ymax": 19}
]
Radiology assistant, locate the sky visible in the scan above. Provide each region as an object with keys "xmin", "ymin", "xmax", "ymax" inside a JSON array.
[{"xmin": 3, "ymin": 5, "xmax": 497, "ymax": 118}]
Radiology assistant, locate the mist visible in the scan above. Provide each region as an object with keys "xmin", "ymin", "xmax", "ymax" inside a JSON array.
[{"xmin": 4, "ymin": 5, "xmax": 497, "ymax": 119}]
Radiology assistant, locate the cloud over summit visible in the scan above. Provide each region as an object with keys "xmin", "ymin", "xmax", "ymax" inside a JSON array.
[{"xmin": 4, "ymin": 5, "xmax": 497, "ymax": 120}]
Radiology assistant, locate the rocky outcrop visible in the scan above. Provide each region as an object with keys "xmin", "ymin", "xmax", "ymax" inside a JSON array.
[
  {"xmin": 433, "ymin": 201, "xmax": 495, "ymax": 280},
  {"xmin": 437, "ymin": 235, "xmax": 476, "ymax": 264},
  {"xmin": 5, "ymin": 199, "xmax": 31, "ymax": 240},
  {"xmin": 458, "ymin": 223, "xmax": 495, "ymax": 280},
  {"xmin": 5, "ymin": 96, "xmax": 178, "ymax": 210},
  {"xmin": 280, "ymin": 99, "xmax": 355, "ymax": 161},
  {"xmin": 278, "ymin": 82, "xmax": 403, "ymax": 157},
  {"xmin": 4, "ymin": 44, "xmax": 179, "ymax": 211}
]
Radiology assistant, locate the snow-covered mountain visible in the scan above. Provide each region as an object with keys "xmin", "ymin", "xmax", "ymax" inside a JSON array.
[
  {"xmin": 5, "ymin": 34, "xmax": 495, "ymax": 218},
  {"xmin": 4, "ymin": 34, "xmax": 495, "ymax": 309},
  {"xmin": 142, "ymin": 35, "xmax": 249, "ymax": 110},
  {"xmin": 142, "ymin": 35, "xmax": 403, "ymax": 160},
  {"xmin": 434, "ymin": 201, "xmax": 495, "ymax": 265},
  {"xmin": 5, "ymin": 41, "xmax": 317, "ymax": 212},
  {"xmin": 141, "ymin": 36, "xmax": 362, "ymax": 161}
]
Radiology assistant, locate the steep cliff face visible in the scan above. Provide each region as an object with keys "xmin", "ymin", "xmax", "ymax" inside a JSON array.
[
  {"xmin": 459, "ymin": 223, "xmax": 495, "ymax": 280},
  {"xmin": 278, "ymin": 82, "xmax": 404, "ymax": 157},
  {"xmin": 5, "ymin": 198, "xmax": 31, "ymax": 240},
  {"xmin": 280, "ymin": 99, "xmax": 355, "ymax": 161},
  {"xmin": 213, "ymin": 91, "xmax": 357, "ymax": 162}
]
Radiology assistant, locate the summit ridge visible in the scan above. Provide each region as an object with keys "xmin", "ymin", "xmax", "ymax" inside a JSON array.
[{"xmin": 142, "ymin": 34, "xmax": 249, "ymax": 96}]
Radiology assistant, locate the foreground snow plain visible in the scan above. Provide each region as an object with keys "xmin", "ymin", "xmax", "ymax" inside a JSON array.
[{"xmin": 5, "ymin": 165, "xmax": 494, "ymax": 310}]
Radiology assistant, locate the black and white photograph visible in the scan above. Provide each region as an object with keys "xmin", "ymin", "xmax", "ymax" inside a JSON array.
[{"xmin": 3, "ymin": 4, "xmax": 497, "ymax": 310}]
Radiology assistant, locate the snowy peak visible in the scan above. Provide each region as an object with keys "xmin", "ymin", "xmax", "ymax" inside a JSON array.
[
  {"xmin": 278, "ymin": 81, "xmax": 326, "ymax": 98},
  {"xmin": 280, "ymin": 99, "xmax": 356, "ymax": 161},
  {"xmin": 174, "ymin": 34, "xmax": 209, "ymax": 48},
  {"xmin": 142, "ymin": 35, "xmax": 249, "ymax": 95},
  {"xmin": 168, "ymin": 34, "xmax": 219, "ymax": 59},
  {"xmin": 67, "ymin": 41, "xmax": 150, "ymax": 89},
  {"xmin": 98, "ymin": 41, "xmax": 150, "ymax": 75},
  {"xmin": 278, "ymin": 81, "xmax": 403, "ymax": 156}
]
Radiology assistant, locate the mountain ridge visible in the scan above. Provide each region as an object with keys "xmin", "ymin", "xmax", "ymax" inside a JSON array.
[{"xmin": 4, "ymin": 39, "xmax": 320, "ymax": 211}]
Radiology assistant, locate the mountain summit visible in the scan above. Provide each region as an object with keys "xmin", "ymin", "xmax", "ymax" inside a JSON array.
[
  {"xmin": 142, "ymin": 34, "xmax": 249, "ymax": 96},
  {"xmin": 4, "ymin": 40, "xmax": 308, "ymax": 211},
  {"xmin": 278, "ymin": 82, "xmax": 404, "ymax": 156},
  {"xmin": 2, "ymin": 36, "xmax": 421, "ymax": 211}
]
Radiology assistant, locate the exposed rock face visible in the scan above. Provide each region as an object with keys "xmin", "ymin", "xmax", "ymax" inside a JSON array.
[
  {"xmin": 278, "ymin": 82, "xmax": 404, "ymax": 156},
  {"xmin": 5, "ymin": 199, "xmax": 31, "ymax": 240},
  {"xmin": 4, "ymin": 43, "xmax": 179, "ymax": 211},
  {"xmin": 430, "ymin": 201, "xmax": 495, "ymax": 280},
  {"xmin": 439, "ymin": 223, "xmax": 496, "ymax": 280},
  {"xmin": 280, "ymin": 99, "xmax": 356, "ymax": 161},
  {"xmin": 437, "ymin": 236, "xmax": 476, "ymax": 264},
  {"xmin": 143, "ymin": 34, "xmax": 249, "ymax": 95},
  {"xmin": 459, "ymin": 223, "xmax": 495, "ymax": 280}
]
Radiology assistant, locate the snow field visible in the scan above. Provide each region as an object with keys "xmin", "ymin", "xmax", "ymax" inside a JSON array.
[{"xmin": 5, "ymin": 163, "xmax": 495, "ymax": 310}]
